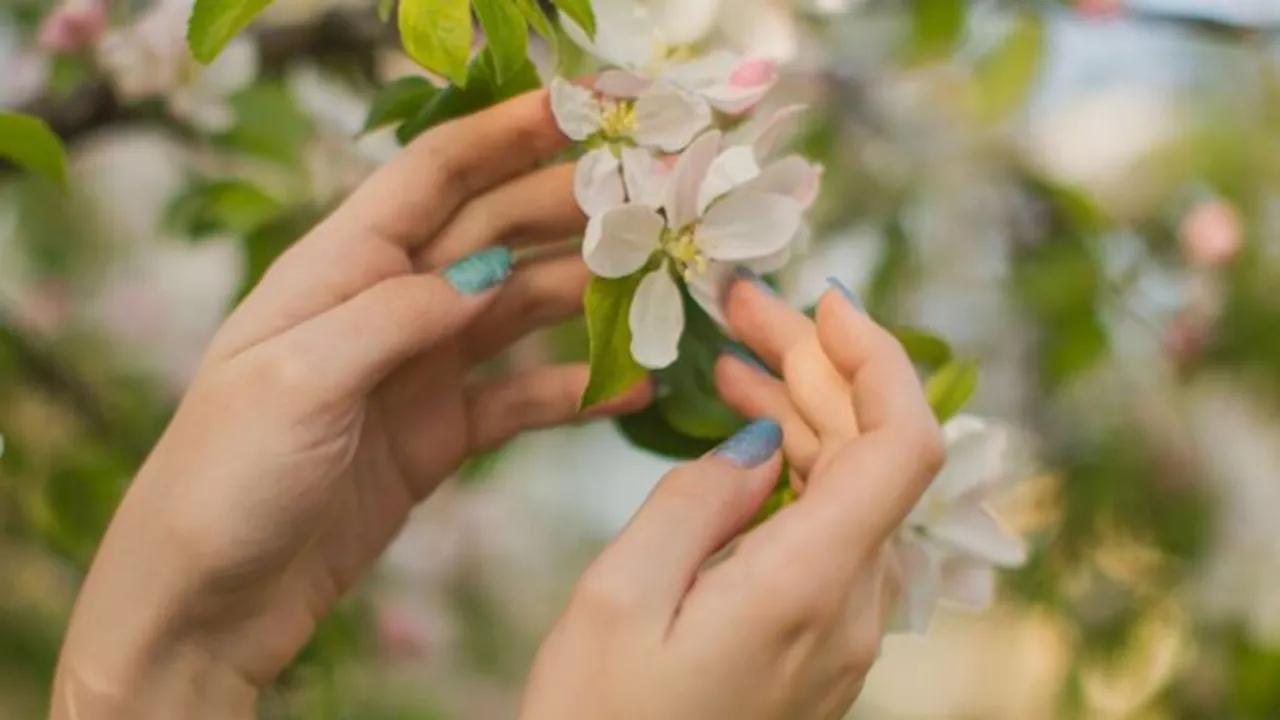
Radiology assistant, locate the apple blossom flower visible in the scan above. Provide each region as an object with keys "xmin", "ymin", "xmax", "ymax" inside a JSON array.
[
  {"xmin": 892, "ymin": 415, "xmax": 1028, "ymax": 634},
  {"xmin": 96, "ymin": 0, "xmax": 259, "ymax": 133},
  {"xmin": 561, "ymin": 0, "xmax": 778, "ymax": 115},
  {"xmin": 37, "ymin": 0, "xmax": 108, "ymax": 53},
  {"xmin": 551, "ymin": 77, "xmax": 712, "ymax": 215},
  {"xmin": 1180, "ymin": 199, "xmax": 1243, "ymax": 267},
  {"xmin": 583, "ymin": 131, "xmax": 806, "ymax": 368}
]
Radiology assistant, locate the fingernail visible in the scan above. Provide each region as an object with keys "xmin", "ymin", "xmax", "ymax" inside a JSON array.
[
  {"xmin": 713, "ymin": 419, "xmax": 783, "ymax": 468},
  {"xmin": 736, "ymin": 266, "xmax": 777, "ymax": 297},
  {"xmin": 826, "ymin": 277, "xmax": 866, "ymax": 314},
  {"xmin": 443, "ymin": 247, "xmax": 512, "ymax": 295},
  {"xmin": 652, "ymin": 372, "xmax": 673, "ymax": 399},
  {"xmin": 722, "ymin": 342, "xmax": 775, "ymax": 377}
]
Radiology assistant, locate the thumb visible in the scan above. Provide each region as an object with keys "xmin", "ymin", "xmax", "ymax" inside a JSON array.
[
  {"xmin": 274, "ymin": 247, "xmax": 512, "ymax": 397},
  {"xmin": 581, "ymin": 420, "xmax": 784, "ymax": 623}
]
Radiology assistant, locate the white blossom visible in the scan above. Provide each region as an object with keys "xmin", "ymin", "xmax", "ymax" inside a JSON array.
[
  {"xmin": 551, "ymin": 77, "xmax": 712, "ymax": 216},
  {"xmin": 96, "ymin": 0, "xmax": 259, "ymax": 133},
  {"xmin": 562, "ymin": 0, "xmax": 778, "ymax": 115},
  {"xmin": 583, "ymin": 131, "xmax": 808, "ymax": 368},
  {"xmin": 893, "ymin": 415, "xmax": 1028, "ymax": 634}
]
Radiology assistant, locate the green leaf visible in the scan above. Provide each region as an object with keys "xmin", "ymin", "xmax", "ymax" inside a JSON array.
[
  {"xmin": 553, "ymin": 0, "xmax": 596, "ymax": 36},
  {"xmin": 656, "ymin": 293, "xmax": 746, "ymax": 440},
  {"xmin": 581, "ymin": 272, "xmax": 650, "ymax": 411},
  {"xmin": 616, "ymin": 404, "xmax": 721, "ymax": 459},
  {"xmin": 514, "ymin": 0, "xmax": 556, "ymax": 43},
  {"xmin": 973, "ymin": 13, "xmax": 1046, "ymax": 125},
  {"xmin": 378, "ymin": 0, "xmax": 396, "ymax": 22},
  {"xmin": 363, "ymin": 76, "xmax": 438, "ymax": 133},
  {"xmin": 473, "ymin": 0, "xmax": 529, "ymax": 84},
  {"xmin": 187, "ymin": 0, "xmax": 274, "ymax": 64},
  {"xmin": 892, "ymin": 327, "xmax": 954, "ymax": 373},
  {"xmin": 396, "ymin": 49, "xmax": 541, "ymax": 144},
  {"xmin": 221, "ymin": 81, "xmax": 314, "ymax": 164},
  {"xmin": 925, "ymin": 360, "xmax": 978, "ymax": 422},
  {"xmin": 909, "ymin": 0, "xmax": 965, "ymax": 62},
  {"xmin": 0, "ymin": 113, "xmax": 67, "ymax": 186},
  {"xmin": 165, "ymin": 179, "xmax": 282, "ymax": 239},
  {"xmin": 399, "ymin": 0, "xmax": 474, "ymax": 87}
]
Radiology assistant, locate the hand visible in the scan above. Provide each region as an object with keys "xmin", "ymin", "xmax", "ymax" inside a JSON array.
[
  {"xmin": 51, "ymin": 90, "xmax": 651, "ymax": 719},
  {"xmin": 519, "ymin": 279, "xmax": 945, "ymax": 719}
]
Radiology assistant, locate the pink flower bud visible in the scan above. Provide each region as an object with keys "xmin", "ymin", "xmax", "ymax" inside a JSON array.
[
  {"xmin": 729, "ymin": 58, "xmax": 777, "ymax": 91},
  {"xmin": 1074, "ymin": 0, "xmax": 1124, "ymax": 19},
  {"xmin": 1180, "ymin": 200, "xmax": 1243, "ymax": 267},
  {"xmin": 37, "ymin": 0, "xmax": 107, "ymax": 53}
]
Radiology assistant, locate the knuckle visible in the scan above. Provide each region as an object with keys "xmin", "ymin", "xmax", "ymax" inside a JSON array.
[
  {"xmin": 916, "ymin": 424, "xmax": 948, "ymax": 477},
  {"xmin": 570, "ymin": 564, "xmax": 639, "ymax": 622},
  {"xmin": 248, "ymin": 349, "xmax": 320, "ymax": 399}
]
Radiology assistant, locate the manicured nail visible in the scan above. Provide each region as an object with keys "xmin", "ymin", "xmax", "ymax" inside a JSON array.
[
  {"xmin": 722, "ymin": 342, "xmax": 775, "ymax": 377},
  {"xmin": 736, "ymin": 266, "xmax": 777, "ymax": 297},
  {"xmin": 714, "ymin": 419, "xmax": 783, "ymax": 468},
  {"xmin": 827, "ymin": 277, "xmax": 866, "ymax": 314},
  {"xmin": 443, "ymin": 247, "xmax": 512, "ymax": 295}
]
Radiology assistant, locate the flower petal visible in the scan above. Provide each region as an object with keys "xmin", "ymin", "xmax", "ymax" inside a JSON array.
[
  {"xmin": 650, "ymin": 0, "xmax": 721, "ymax": 46},
  {"xmin": 629, "ymin": 267, "xmax": 685, "ymax": 369},
  {"xmin": 665, "ymin": 130, "xmax": 722, "ymax": 229},
  {"xmin": 550, "ymin": 77, "xmax": 603, "ymax": 141},
  {"xmin": 751, "ymin": 104, "xmax": 808, "ymax": 160},
  {"xmin": 747, "ymin": 155, "xmax": 823, "ymax": 208},
  {"xmin": 621, "ymin": 147, "xmax": 671, "ymax": 209},
  {"xmin": 698, "ymin": 190, "xmax": 803, "ymax": 262},
  {"xmin": 583, "ymin": 204, "xmax": 663, "ymax": 278},
  {"xmin": 561, "ymin": 0, "xmax": 656, "ymax": 70},
  {"xmin": 202, "ymin": 36, "xmax": 260, "ymax": 95},
  {"xmin": 932, "ymin": 415, "xmax": 1008, "ymax": 501},
  {"xmin": 891, "ymin": 538, "xmax": 942, "ymax": 635},
  {"xmin": 939, "ymin": 556, "xmax": 997, "ymax": 610},
  {"xmin": 574, "ymin": 147, "xmax": 626, "ymax": 217},
  {"xmin": 930, "ymin": 506, "xmax": 1027, "ymax": 568},
  {"xmin": 698, "ymin": 145, "xmax": 762, "ymax": 213},
  {"xmin": 633, "ymin": 83, "xmax": 712, "ymax": 153},
  {"xmin": 595, "ymin": 69, "xmax": 652, "ymax": 98},
  {"xmin": 687, "ymin": 261, "xmax": 734, "ymax": 328},
  {"xmin": 670, "ymin": 53, "xmax": 778, "ymax": 115},
  {"xmin": 743, "ymin": 223, "xmax": 807, "ymax": 275}
]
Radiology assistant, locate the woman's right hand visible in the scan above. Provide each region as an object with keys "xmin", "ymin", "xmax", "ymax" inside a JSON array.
[{"xmin": 519, "ymin": 278, "xmax": 946, "ymax": 719}]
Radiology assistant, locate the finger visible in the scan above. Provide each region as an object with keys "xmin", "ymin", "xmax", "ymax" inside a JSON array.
[
  {"xmin": 725, "ymin": 280, "xmax": 857, "ymax": 439},
  {"xmin": 464, "ymin": 364, "xmax": 653, "ymax": 453},
  {"xmin": 460, "ymin": 254, "xmax": 591, "ymax": 364},
  {"xmin": 749, "ymin": 288, "xmax": 945, "ymax": 562},
  {"xmin": 417, "ymin": 163, "xmax": 585, "ymax": 270},
  {"xmin": 322, "ymin": 90, "xmax": 570, "ymax": 252},
  {"xmin": 715, "ymin": 353, "xmax": 821, "ymax": 472},
  {"xmin": 266, "ymin": 248, "xmax": 513, "ymax": 398},
  {"xmin": 581, "ymin": 421, "xmax": 783, "ymax": 624},
  {"xmin": 816, "ymin": 283, "xmax": 936, "ymax": 439}
]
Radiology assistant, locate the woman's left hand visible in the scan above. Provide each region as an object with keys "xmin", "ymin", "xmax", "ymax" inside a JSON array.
[{"xmin": 52, "ymin": 89, "xmax": 651, "ymax": 719}]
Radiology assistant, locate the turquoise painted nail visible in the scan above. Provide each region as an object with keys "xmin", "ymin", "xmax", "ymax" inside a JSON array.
[
  {"xmin": 827, "ymin": 277, "xmax": 866, "ymax": 314},
  {"xmin": 714, "ymin": 419, "xmax": 783, "ymax": 468},
  {"xmin": 443, "ymin": 247, "xmax": 512, "ymax": 295},
  {"xmin": 723, "ymin": 342, "xmax": 777, "ymax": 378}
]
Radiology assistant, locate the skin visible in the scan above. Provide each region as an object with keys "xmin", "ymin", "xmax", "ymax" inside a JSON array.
[{"xmin": 49, "ymin": 89, "xmax": 946, "ymax": 720}]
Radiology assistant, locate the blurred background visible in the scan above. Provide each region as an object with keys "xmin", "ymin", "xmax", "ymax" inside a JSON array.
[{"xmin": 4, "ymin": 0, "xmax": 1280, "ymax": 717}]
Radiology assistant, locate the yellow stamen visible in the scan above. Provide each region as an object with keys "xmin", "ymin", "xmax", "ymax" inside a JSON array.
[
  {"xmin": 661, "ymin": 226, "xmax": 709, "ymax": 281},
  {"xmin": 599, "ymin": 100, "xmax": 637, "ymax": 142}
]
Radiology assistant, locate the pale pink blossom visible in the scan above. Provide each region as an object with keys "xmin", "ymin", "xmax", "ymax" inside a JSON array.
[
  {"xmin": 1180, "ymin": 200, "xmax": 1243, "ymax": 267},
  {"xmin": 37, "ymin": 0, "xmax": 108, "ymax": 52}
]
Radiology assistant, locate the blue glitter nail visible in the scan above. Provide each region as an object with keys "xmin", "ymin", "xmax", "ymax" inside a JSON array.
[
  {"xmin": 826, "ymin": 277, "xmax": 866, "ymax": 314},
  {"xmin": 443, "ymin": 247, "xmax": 513, "ymax": 295},
  {"xmin": 714, "ymin": 419, "xmax": 783, "ymax": 468}
]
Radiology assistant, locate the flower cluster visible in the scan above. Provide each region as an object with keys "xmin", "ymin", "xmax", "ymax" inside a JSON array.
[{"xmin": 551, "ymin": 0, "xmax": 819, "ymax": 369}]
